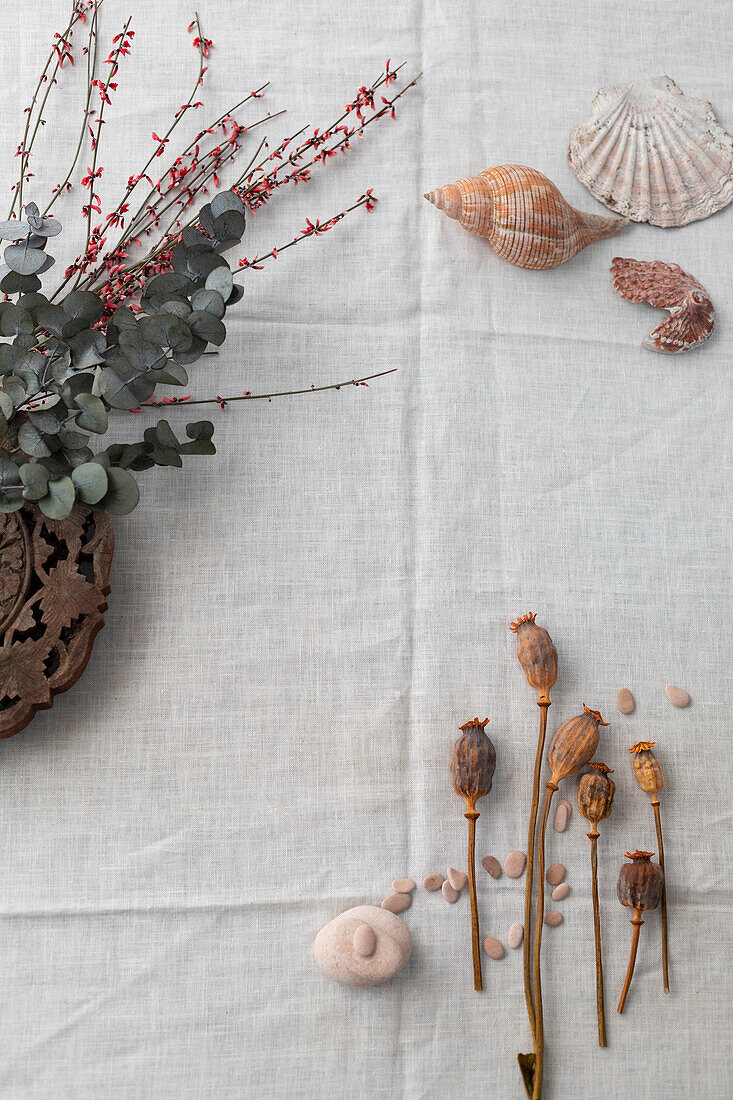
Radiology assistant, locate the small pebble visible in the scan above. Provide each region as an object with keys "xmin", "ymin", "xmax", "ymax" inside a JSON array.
[
  {"xmin": 483, "ymin": 937, "xmax": 504, "ymax": 960},
  {"xmin": 423, "ymin": 873, "xmax": 445, "ymax": 892},
  {"xmin": 617, "ymin": 688, "xmax": 635, "ymax": 715},
  {"xmin": 382, "ymin": 892, "xmax": 411, "ymax": 914},
  {"xmin": 552, "ymin": 882, "xmax": 570, "ymax": 901},
  {"xmin": 553, "ymin": 799, "xmax": 572, "ymax": 833},
  {"xmin": 544, "ymin": 911, "xmax": 563, "ymax": 927},
  {"xmin": 447, "ymin": 867, "xmax": 468, "ymax": 891},
  {"xmin": 441, "ymin": 880, "xmax": 459, "ymax": 903},
  {"xmin": 504, "ymin": 851, "xmax": 526, "ymax": 878},
  {"xmin": 507, "ymin": 923, "xmax": 524, "ymax": 949},
  {"xmin": 665, "ymin": 684, "xmax": 690, "ymax": 708},
  {"xmin": 391, "ymin": 878, "xmax": 416, "ymax": 894},
  {"xmin": 353, "ymin": 923, "xmax": 377, "ymax": 957},
  {"xmin": 546, "ymin": 864, "xmax": 565, "ymax": 885},
  {"xmin": 482, "ymin": 855, "xmax": 502, "ymax": 878}
]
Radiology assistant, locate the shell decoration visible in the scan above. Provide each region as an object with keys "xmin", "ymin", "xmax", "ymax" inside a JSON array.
[
  {"xmin": 424, "ymin": 164, "xmax": 627, "ymax": 270},
  {"xmin": 611, "ymin": 258, "xmax": 715, "ymax": 354},
  {"xmin": 569, "ymin": 77, "xmax": 733, "ymax": 227}
]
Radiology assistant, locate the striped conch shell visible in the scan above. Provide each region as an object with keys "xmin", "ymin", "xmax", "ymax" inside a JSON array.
[{"xmin": 424, "ymin": 164, "xmax": 628, "ymax": 269}]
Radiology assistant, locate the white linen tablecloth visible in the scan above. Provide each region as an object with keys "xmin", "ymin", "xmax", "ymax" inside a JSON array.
[{"xmin": 0, "ymin": 1, "xmax": 730, "ymax": 1096}]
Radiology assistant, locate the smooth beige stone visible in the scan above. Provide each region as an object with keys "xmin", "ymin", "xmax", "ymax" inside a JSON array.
[
  {"xmin": 423, "ymin": 873, "xmax": 445, "ymax": 892},
  {"xmin": 442, "ymin": 880, "xmax": 459, "ymax": 903},
  {"xmin": 482, "ymin": 855, "xmax": 502, "ymax": 878},
  {"xmin": 665, "ymin": 684, "xmax": 690, "ymax": 707},
  {"xmin": 313, "ymin": 905, "xmax": 412, "ymax": 987},
  {"xmin": 546, "ymin": 863, "xmax": 566, "ymax": 885},
  {"xmin": 446, "ymin": 867, "xmax": 468, "ymax": 891},
  {"xmin": 353, "ymin": 923, "xmax": 377, "ymax": 957},
  {"xmin": 483, "ymin": 936, "xmax": 504, "ymax": 960},
  {"xmin": 391, "ymin": 878, "xmax": 416, "ymax": 894},
  {"xmin": 617, "ymin": 688, "xmax": 635, "ymax": 714},
  {"xmin": 382, "ymin": 892, "xmax": 411, "ymax": 914},
  {"xmin": 552, "ymin": 882, "xmax": 570, "ymax": 901},
  {"xmin": 544, "ymin": 911, "xmax": 563, "ymax": 927},
  {"xmin": 504, "ymin": 851, "xmax": 526, "ymax": 878},
  {"xmin": 553, "ymin": 799, "xmax": 572, "ymax": 833},
  {"xmin": 507, "ymin": 923, "xmax": 524, "ymax": 949}
]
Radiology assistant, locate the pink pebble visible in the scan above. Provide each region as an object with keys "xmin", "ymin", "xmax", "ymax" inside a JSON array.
[
  {"xmin": 423, "ymin": 873, "xmax": 444, "ymax": 892},
  {"xmin": 617, "ymin": 688, "xmax": 635, "ymax": 715},
  {"xmin": 546, "ymin": 863, "xmax": 565, "ymax": 885},
  {"xmin": 507, "ymin": 923, "xmax": 524, "ymax": 949},
  {"xmin": 483, "ymin": 937, "xmax": 504, "ymax": 960},
  {"xmin": 482, "ymin": 856, "xmax": 502, "ymax": 878},
  {"xmin": 504, "ymin": 851, "xmax": 526, "ymax": 878},
  {"xmin": 665, "ymin": 684, "xmax": 690, "ymax": 708},
  {"xmin": 544, "ymin": 911, "xmax": 563, "ymax": 927},
  {"xmin": 447, "ymin": 867, "xmax": 468, "ymax": 891},
  {"xmin": 441, "ymin": 880, "xmax": 459, "ymax": 903},
  {"xmin": 391, "ymin": 878, "xmax": 416, "ymax": 894},
  {"xmin": 553, "ymin": 799, "xmax": 571, "ymax": 833},
  {"xmin": 552, "ymin": 882, "xmax": 570, "ymax": 901},
  {"xmin": 382, "ymin": 893, "xmax": 411, "ymax": 914}
]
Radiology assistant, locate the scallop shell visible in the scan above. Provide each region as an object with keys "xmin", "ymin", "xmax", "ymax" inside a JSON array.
[
  {"xmin": 569, "ymin": 77, "xmax": 733, "ymax": 227},
  {"xmin": 611, "ymin": 257, "xmax": 715, "ymax": 353},
  {"xmin": 424, "ymin": 164, "xmax": 627, "ymax": 269}
]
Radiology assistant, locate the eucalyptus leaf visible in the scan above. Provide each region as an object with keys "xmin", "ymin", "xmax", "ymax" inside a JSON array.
[
  {"xmin": 0, "ymin": 455, "xmax": 22, "ymax": 489},
  {"xmin": 0, "ymin": 305, "xmax": 34, "ymax": 336},
  {"xmin": 73, "ymin": 392, "xmax": 107, "ymax": 433},
  {"xmin": 0, "ymin": 391, "xmax": 14, "ymax": 419},
  {"xmin": 205, "ymin": 264, "xmax": 234, "ymax": 300},
  {"xmin": 62, "ymin": 290, "xmax": 104, "ymax": 323},
  {"xmin": 57, "ymin": 425, "xmax": 91, "ymax": 451},
  {"xmin": 210, "ymin": 190, "xmax": 245, "ymax": 220},
  {"xmin": 99, "ymin": 466, "xmax": 139, "ymax": 515},
  {"xmin": 150, "ymin": 447, "xmax": 182, "ymax": 467},
  {"xmin": 188, "ymin": 310, "xmax": 226, "ymax": 346},
  {"xmin": 19, "ymin": 461, "xmax": 50, "ymax": 502},
  {"xmin": 71, "ymin": 461, "xmax": 108, "ymax": 505},
  {"xmin": 4, "ymin": 243, "xmax": 48, "ymax": 275},
  {"xmin": 191, "ymin": 288, "xmax": 225, "ymax": 319},
  {"xmin": 17, "ymin": 420, "xmax": 52, "ymax": 458},
  {"xmin": 67, "ymin": 328, "xmax": 106, "ymax": 369},
  {"xmin": 0, "ymin": 272, "xmax": 41, "ymax": 295},
  {"xmin": 38, "ymin": 475, "xmax": 76, "ymax": 519},
  {"xmin": 28, "ymin": 409, "xmax": 63, "ymax": 434},
  {"xmin": 0, "ymin": 491, "xmax": 23, "ymax": 513},
  {"xmin": 37, "ymin": 304, "xmax": 68, "ymax": 336},
  {"xmin": 0, "ymin": 220, "xmax": 31, "ymax": 241},
  {"xmin": 99, "ymin": 360, "xmax": 156, "ymax": 410}
]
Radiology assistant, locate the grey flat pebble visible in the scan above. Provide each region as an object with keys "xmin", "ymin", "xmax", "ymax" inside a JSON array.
[
  {"xmin": 553, "ymin": 799, "xmax": 572, "ymax": 832},
  {"xmin": 441, "ymin": 880, "xmax": 459, "ymax": 903},
  {"xmin": 617, "ymin": 688, "xmax": 635, "ymax": 715},
  {"xmin": 544, "ymin": 911, "xmax": 563, "ymax": 927},
  {"xmin": 446, "ymin": 867, "xmax": 468, "ymax": 891},
  {"xmin": 483, "ymin": 936, "xmax": 505, "ymax": 960},
  {"xmin": 423, "ymin": 873, "xmax": 445, "ymax": 892},
  {"xmin": 665, "ymin": 684, "xmax": 690, "ymax": 708},
  {"xmin": 504, "ymin": 851, "xmax": 526, "ymax": 878},
  {"xmin": 482, "ymin": 856, "xmax": 502, "ymax": 878},
  {"xmin": 391, "ymin": 878, "xmax": 416, "ymax": 894},
  {"xmin": 551, "ymin": 882, "xmax": 570, "ymax": 901},
  {"xmin": 382, "ymin": 892, "xmax": 411, "ymax": 914},
  {"xmin": 507, "ymin": 923, "xmax": 524, "ymax": 949},
  {"xmin": 546, "ymin": 864, "xmax": 565, "ymax": 886},
  {"xmin": 353, "ymin": 923, "xmax": 377, "ymax": 957}
]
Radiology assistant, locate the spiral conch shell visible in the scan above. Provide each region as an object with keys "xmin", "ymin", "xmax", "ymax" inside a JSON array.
[{"xmin": 424, "ymin": 164, "xmax": 627, "ymax": 269}]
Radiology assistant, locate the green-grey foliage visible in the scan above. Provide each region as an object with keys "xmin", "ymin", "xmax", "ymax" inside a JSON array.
[{"xmin": 0, "ymin": 194, "xmax": 246, "ymax": 518}]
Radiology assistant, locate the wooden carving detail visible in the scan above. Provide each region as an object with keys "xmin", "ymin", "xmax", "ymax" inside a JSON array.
[{"xmin": 0, "ymin": 504, "xmax": 114, "ymax": 738}]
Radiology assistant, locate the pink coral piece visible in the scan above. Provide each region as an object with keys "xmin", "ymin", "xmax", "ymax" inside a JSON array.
[{"xmin": 611, "ymin": 257, "xmax": 715, "ymax": 354}]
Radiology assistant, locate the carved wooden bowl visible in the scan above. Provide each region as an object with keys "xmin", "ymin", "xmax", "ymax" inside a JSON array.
[{"xmin": 0, "ymin": 503, "xmax": 113, "ymax": 737}]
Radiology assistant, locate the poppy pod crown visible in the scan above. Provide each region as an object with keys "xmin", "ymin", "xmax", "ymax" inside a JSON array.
[
  {"xmin": 547, "ymin": 705, "xmax": 608, "ymax": 787},
  {"xmin": 578, "ymin": 762, "xmax": 616, "ymax": 825},
  {"xmin": 510, "ymin": 612, "xmax": 558, "ymax": 701},
  {"xmin": 629, "ymin": 741, "xmax": 664, "ymax": 796}
]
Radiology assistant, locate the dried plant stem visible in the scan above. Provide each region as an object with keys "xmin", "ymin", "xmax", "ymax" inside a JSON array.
[
  {"xmin": 617, "ymin": 908, "xmax": 644, "ymax": 1013},
  {"xmin": 652, "ymin": 798, "xmax": 670, "ymax": 993},
  {"xmin": 466, "ymin": 810, "xmax": 483, "ymax": 992},
  {"xmin": 532, "ymin": 781, "xmax": 557, "ymax": 1100},
  {"xmin": 523, "ymin": 698, "xmax": 550, "ymax": 1039},
  {"xmin": 588, "ymin": 828, "xmax": 607, "ymax": 1046}
]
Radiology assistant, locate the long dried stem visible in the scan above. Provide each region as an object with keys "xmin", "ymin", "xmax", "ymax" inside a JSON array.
[
  {"xmin": 652, "ymin": 799, "xmax": 669, "ymax": 993},
  {"xmin": 523, "ymin": 698, "xmax": 550, "ymax": 1040},
  {"xmin": 531, "ymin": 782, "xmax": 556, "ymax": 1100},
  {"xmin": 617, "ymin": 908, "xmax": 644, "ymax": 1013},
  {"xmin": 466, "ymin": 810, "xmax": 482, "ymax": 992},
  {"xmin": 588, "ymin": 829, "xmax": 607, "ymax": 1045}
]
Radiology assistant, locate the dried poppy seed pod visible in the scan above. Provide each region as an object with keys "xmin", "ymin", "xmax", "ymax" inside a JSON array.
[
  {"xmin": 452, "ymin": 718, "xmax": 496, "ymax": 812},
  {"xmin": 578, "ymin": 763, "xmax": 616, "ymax": 833},
  {"xmin": 547, "ymin": 705, "xmax": 609, "ymax": 790},
  {"xmin": 617, "ymin": 850, "xmax": 664, "ymax": 911},
  {"xmin": 510, "ymin": 612, "xmax": 558, "ymax": 702},
  {"xmin": 630, "ymin": 741, "xmax": 664, "ymax": 799}
]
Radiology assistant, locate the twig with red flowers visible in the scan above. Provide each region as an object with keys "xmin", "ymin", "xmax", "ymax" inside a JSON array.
[
  {"xmin": 140, "ymin": 369, "xmax": 396, "ymax": 409},
  {"xmin": 9, "ymin": 3, "xmax": 89, "ymax": 218}
]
